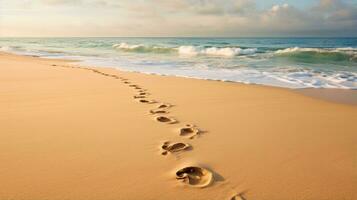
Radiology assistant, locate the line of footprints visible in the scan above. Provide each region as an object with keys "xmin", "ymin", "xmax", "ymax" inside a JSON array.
[{"xmin": 52, "ymin": 64, "xmax": 245, "ymax": 200}]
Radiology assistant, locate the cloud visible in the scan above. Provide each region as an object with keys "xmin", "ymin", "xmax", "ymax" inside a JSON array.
[
  {"xmin": 194, "ymin": 3, "xmax": 224, "ymax": 15},
  {"xmin": 314, "ymin": 0, "xmax": 357, "ymax": 21},
  {"xmin": 1, "ymin": 0, "xmax": 357, "ymax": 37},
  {"xmin": 40, "ymin": 0, "xmax": 82, "ymax": 5},
  {"xmin": 39, "ymin": 0, "xmax": 121, "ymax": 7},
  {"xmin": 185, "ymin": 0, "xmax": 256, "ymax": 15}
]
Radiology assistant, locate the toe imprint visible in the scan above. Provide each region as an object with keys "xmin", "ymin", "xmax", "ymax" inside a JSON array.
[
  {"xmin": 176, "ymin": 166, "xmax": 213, "ymax": 188},
  {"xmin": 156, "ymin": 116, "xmax": 177, "ymax": 124}
]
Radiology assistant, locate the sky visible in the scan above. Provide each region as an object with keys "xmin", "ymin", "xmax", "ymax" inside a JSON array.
[{"xmin": 0, "ymin": 0, "xmax": 356, "ymax": 37}]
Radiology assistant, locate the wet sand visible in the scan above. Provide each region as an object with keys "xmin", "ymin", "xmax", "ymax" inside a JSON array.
[{"xmin": 297, "ymin": 88, "xmax": 357, "ymax": 105}]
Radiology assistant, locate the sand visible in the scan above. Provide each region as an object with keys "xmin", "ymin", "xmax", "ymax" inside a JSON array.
[
  {"xmin": 0, "ymin": 52, "xmax": 356, "ymax": 200},
  {"xmin": 297, "ymin": 88, "xmax": 357, "ymax": 105}
]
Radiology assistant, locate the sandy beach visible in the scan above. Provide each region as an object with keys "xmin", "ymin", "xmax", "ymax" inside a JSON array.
[{"xmin": 0, "ymin": 52, "xmax": 356, "ymax": 200}]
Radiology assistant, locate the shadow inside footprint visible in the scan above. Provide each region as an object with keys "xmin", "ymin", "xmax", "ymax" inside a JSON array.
[
  {"xmin": 176, "ymin": 166, "xmax": 213, "ymax": 188},
  {"xmin": 138, "ymin": 99, "xmax": 156, "ymax": 104},
  {"xmin": 156, "ymin": 116, "xmax": 177, "ymax": 124},
  {"xmin": 161, "ymin": 141, "xmax": 190, "ymax": 155},
  {"xmin": 157, "ymin": 103, "xmax": 172, "ymax": 109},
  {"xmin": 150, "ymin": 109, "xmax": 169, "ymax": 114},
  {"xmin": 179, "ymin": 125, "xmax": 200, "ymax": 139},
  {"xmin": 134, "ymin": 95, "xmax": 146, "ymax": 99}
]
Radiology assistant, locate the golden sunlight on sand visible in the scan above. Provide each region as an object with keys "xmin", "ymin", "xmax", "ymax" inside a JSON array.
[{"xmin": 0, "ymin": 53, "xmax": 356, "ymax": 200}]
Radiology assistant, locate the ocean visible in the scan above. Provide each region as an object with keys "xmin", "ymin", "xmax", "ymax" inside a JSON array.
[{"xmin": 0, "ymin": 37, "xmax": 356, "ymax": 89}]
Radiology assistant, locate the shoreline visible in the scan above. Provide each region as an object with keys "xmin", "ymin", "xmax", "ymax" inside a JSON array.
[
  {"xmin": 1, "ymin": 52, "xmax": 356, "ymax": 200},
  {"xmin": 2, "ymin": 51, "xmax": 357, "ymax": 105}
]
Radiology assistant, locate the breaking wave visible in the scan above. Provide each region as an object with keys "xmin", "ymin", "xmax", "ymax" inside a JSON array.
[
  {"xmin": 0, "ymin": 46, "xmax": 12, "ymax": 51},
  {"xmin": 177, "ymin": 46, "xmax": 257, "ymax": 56},
  {"xmin": 113, "ymin": 43, "xmax": 257, "ymax": 57},
  {"xmin": 112, "ymin": 43, "xmax": 175, "ymax": 54},
  {"xmin": 274, "ymin": 47, "xmax": 357, "ymax": 63},
  {"xmin": 112, "ymin": 43, "xmax": 357, "ymax": 62}
]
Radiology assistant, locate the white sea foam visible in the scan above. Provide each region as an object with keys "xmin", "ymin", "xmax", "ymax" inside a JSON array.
[
  {"xmin": 113, "ymin": 43, "xmax": 174, "ymax": 53},
  {"xmin": 113, "ymin": 43, "xmax": 257, "ymax": 57},
  {"xmin": 0, "ymin": 46, "xmax": 13, "ymax": 52},
  {"xmin": 113, "ymin": 43, "xmax": 146, "ymax": 51},
  {"xmin": 275, "ymin": 47, "xmax": 357, "ymax": 54},
  {"xmin": 79, "ymin": 56, "xmax": 357, "ymax": 90},
  {"xmin": 178, "ymin": 46, "xmax": 257, "ymax": 57},
  {"xmin": 178, "ymin": 46, "xmax": 199, "ymax": 56}
]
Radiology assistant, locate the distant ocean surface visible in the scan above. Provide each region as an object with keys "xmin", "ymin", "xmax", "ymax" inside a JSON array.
[{"xmin": 1, "ymin": 37, "xmax": 356, "ymax": 89}]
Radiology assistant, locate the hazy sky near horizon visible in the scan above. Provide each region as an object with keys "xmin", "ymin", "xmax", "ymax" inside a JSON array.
[{"xmin": 0, "ymin": 0, "xmax": 357, "ymax": 37}]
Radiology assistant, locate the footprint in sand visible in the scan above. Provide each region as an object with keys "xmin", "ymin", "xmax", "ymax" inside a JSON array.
[
  {"xmin": 133, "ymin": 95, "xmax": 147, "ymax": 99},
  {"xmin": 230, "ymin": 194, "xmax": 247, "ymax": 200},
  {"xmin": 161, "ymin": 141, "xmax": 190, "ymax": 155},
  {"xmin": 179, "ymin": 124, "xmax": 200, "ymax": 139},
  {"xmin": 128, "ymin": 84, "xmax": 142, "ymax": 90},
  {"xmin": 176, "ymin": 166, "xmax": 213, "ymax": 188},
  {"xmin": 123, "ymin": 81, "xmax": 130, "ymax": 84},
  {"xmin": 109, "ymin": 74, "xmax": 119, "ymax": 79},
  {"xmin": 138, "ymin": 99, "xmax": 156, "ymax": 104},
  {"xmin": 138, "ymin": 89, "xmax": 148, "ymax": 94},
  {"xmin": 156, "ymin": 116, "xmax": 177, "ymax": 124},
  {"xmin": 138, "ymin": 92, "xmax": 149, "ymax": 96},
  {"xmin": 157, "ymin": 103, "xmax": 172, "ymax": 109},
  {"xmin": 150, "ymin": 108, "xmax": 169, "ymax": 114}
]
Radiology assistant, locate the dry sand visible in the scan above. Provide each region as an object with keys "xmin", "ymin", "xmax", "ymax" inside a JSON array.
[{"xmin": 0, "ymin": 52, "xmax": 356, "ymax": 200}]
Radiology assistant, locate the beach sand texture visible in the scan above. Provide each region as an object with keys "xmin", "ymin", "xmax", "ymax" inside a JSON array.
[{"xmin": 0, "ymin": 52, "xmax": 356, "ymax": 200}]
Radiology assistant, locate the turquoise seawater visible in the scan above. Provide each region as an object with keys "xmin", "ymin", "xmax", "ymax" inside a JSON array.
[{"xmin": 0, "ymin": 37, "xmax": 356, "ymax": 89}]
